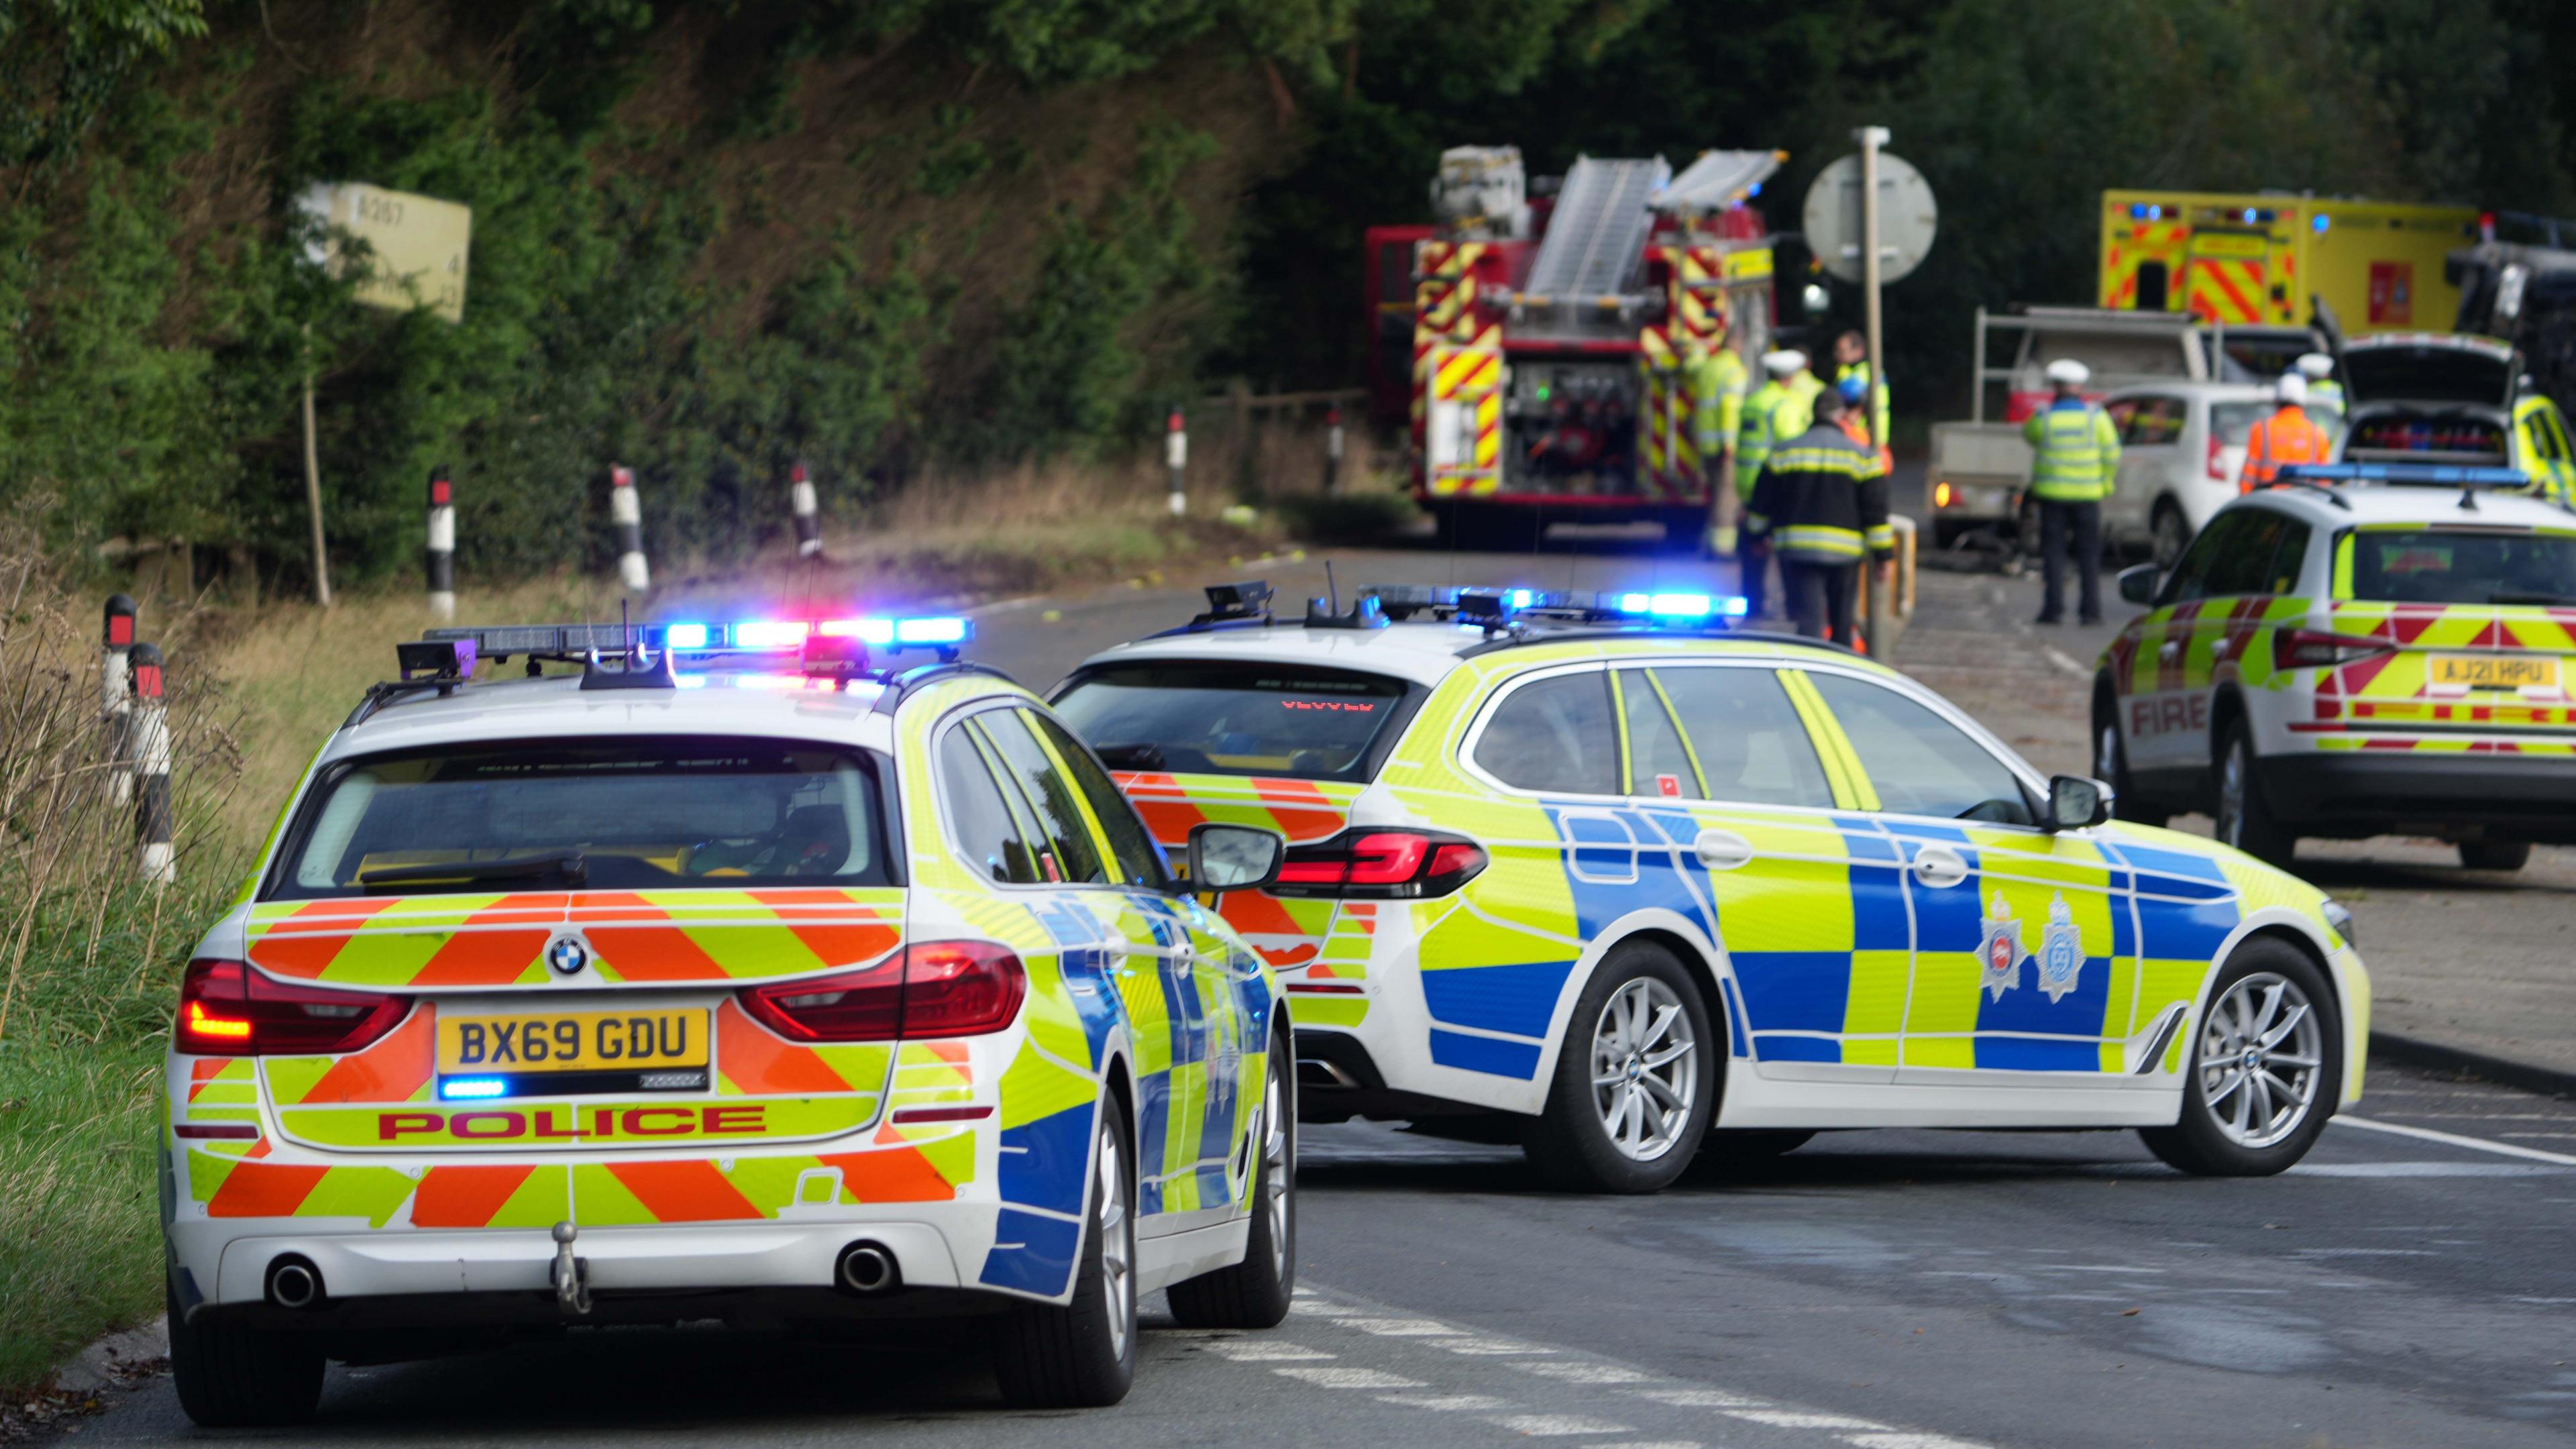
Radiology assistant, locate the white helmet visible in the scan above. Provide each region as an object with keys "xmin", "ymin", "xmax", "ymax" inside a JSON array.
[
  {"xmin": 2275, "ymin": 372, "xmax": 2309, "ymax": 405},
  {"xmin": 2043, "ymin": 358, "xmax": 2090, "ymax": 387},
  {"xmin": 1762, "ymin": 349, "xmax": 1808, "ymax": 377},
  {"xmin": 2296, "ymin": 352, "xmax": 2336, "ymax": 380}
]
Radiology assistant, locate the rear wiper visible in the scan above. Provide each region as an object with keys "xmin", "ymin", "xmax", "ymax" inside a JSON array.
[
  {"xmin": 1092, "ymin": 742, "xmax": 1168, "ymax": 770},
  {"xmin": 2488, "ymin": 591, "xmax": 2576, "ymax": 606},
  {"xmin": 358, "ymin": 851, "xmax": 588, "ymax": 892}
]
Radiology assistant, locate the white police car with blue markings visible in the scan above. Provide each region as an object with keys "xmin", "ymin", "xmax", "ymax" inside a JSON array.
[{"xmin": 1057, "ymin": 583, "xmax": 2370, "ymax": 1193}]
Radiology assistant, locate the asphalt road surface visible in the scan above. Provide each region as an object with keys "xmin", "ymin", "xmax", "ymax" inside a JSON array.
[{"xmin": 60, "ymin": 527, "xmax": 2576, "ymax": 1448}]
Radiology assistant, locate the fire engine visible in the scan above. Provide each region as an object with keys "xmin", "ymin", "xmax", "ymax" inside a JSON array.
[{"xmin": 1363, "ymin": 146, "xmax": 1782, "ymax": 550}]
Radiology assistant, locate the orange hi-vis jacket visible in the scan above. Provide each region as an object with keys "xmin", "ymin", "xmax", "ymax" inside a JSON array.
[{"xmin": 2239, "ymin": 405, "xmax": 2332, "ymax": 492}]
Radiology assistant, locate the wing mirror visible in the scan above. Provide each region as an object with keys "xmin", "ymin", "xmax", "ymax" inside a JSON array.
[
  {"xmin": 2045, "ymin": 775, "xmax": 2114, "ymax": 832},
  {"xmin": 2116, "ymin": 563, "xmax": 2161, "ymax": 606},
  {"xmin": 1183, "ymin": 823, "xmax": 1285, "ymax": 894}
]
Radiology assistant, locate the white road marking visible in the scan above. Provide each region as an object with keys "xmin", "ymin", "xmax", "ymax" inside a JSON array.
[
  {"xmin": 1521, "ymin": 1362, "xmax": 1653, "ymax": 1384},
  {"xmin": 1274, "ymin": 1366, "xmax": 1426, "ymax": 1389},
  {"xmin": 1582, "ymin": 1442, "xmax": 1703, "ymax": 1448},
  {"xmin": 1486, "ymin": 1414, "xmax": 1638, "ymax": 1436},
  {"xmin": 1203, "ymin": 1341, "xmax": 1335, "ymax": 1360},
  {"xmin": 1725, "ymin": 1410, "xmax": 1891, "ymax": 1431},
  {"xmin": 1627, "ymin": 1387, "xmax": 1770, "ymax": 1409},
  {"xmin": 1427, "ymin": 1336, "xmax": 1559, "ymax": 1355},
  {"xmin": 2335, "ymin": 1113, "xmax": 2576, "ymax": 1166},
  {"xmin": 2040, "ymin": 645, "xmax": 2089, "ymax": 678},
  {"xmin": 1330, "ymin": 1316, "xmax": 1463, "ymax": 1336},
  {"xmin": 1377, "ymin": 1393, "xmax": 1516, "ymax": 1411},
  {"xmin": 2293, "ymin": 1161, "xmax": 2571, "ymax": 1178},
  {"xmin": 1847, "ymin": 1434, "xmax": 1999, "ymax": 1449}
]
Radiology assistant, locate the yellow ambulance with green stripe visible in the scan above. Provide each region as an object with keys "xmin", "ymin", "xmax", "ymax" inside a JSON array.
[
  {"xmin": 1056, "ymin": 584, "xmax": 2367, "ymax": 1195},
  {"xmin": 2098, "ymin": 461, "xmax": 2576, "ymax": 869},
  {"xmin": 162, "ymin": 618, "xmax": 1294, "ymax": 1425}
]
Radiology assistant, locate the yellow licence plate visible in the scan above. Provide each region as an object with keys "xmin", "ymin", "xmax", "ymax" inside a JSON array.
[
  {"xmin": 435, "ymin": 1009, "xmax": 708, "ymax": 1073},
  {"xmin": 2432, "ymin": 655, "xmax": 2561, "ymax": 690}
]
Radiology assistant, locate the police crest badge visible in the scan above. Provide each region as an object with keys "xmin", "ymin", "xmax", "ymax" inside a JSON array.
[
  {"xmin": 2035, "ymin": 892, "xmax": 2085, "ymax": 1002},
  {"xmin": 1976, "ymin": 892, "xmax": 2024, "ymax": 1000}
]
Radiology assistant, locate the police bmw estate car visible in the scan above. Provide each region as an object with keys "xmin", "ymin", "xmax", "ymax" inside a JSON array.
[
  {"xmin": 163, "ymin": 619, "xmax": 1294, "ymax": 1425},
  {"xmin": 1055, "ymin": 584, "xmax": 2367, "ymax": 1194},
  {"xmin": 2096, "ymin": 462, "xmax": 2576, "ymax": 869}
]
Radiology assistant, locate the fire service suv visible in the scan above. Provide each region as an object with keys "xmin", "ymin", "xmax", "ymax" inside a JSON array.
[
  {"xmin": 161, "ymin": 619, "xmax": 1295, "ymax": 1424},
  {"xmin": 1363, "ymin": 145, "xmax": 1782, "ymax": 550}
]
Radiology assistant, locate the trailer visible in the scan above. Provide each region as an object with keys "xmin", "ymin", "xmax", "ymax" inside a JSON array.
[{"xmin": 1379, "ymin": 146, "xmax": 1782, "ymax": 550}]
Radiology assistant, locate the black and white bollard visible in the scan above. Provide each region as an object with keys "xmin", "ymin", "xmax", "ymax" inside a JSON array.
[
  {"xmin": 790, "ymin": 462, "xmax": 822, "ymax": 559},
  {"xmin": 101, "ymin": 594, "xmax": 136, "ymax": 807},
  {"xmin": 1165, "ymin": 407, "xmax": 1188, "ymax": 517},
  {"xmin": 1323, "ymin": 402, "xmax": 1346, "ymax": 496},
  {"xmin": 426, "ymin": 467, "xmax": 456, "ymax": 621},
  {"xmin": 610, "ymin": 465, "xmax": 649, "ymax": 592},
  {"xmin": 131, "ymin": 641, "xmax": 173, "ymax": 886}
]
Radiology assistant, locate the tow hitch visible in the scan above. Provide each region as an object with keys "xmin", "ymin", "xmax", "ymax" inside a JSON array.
[{"xmin": 551, "ymin": 1221, "xmax": 592, "ymax": 1316}]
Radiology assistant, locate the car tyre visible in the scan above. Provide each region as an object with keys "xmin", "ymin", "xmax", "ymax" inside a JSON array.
[
  {"xmin": 2150, "ymin": 501, "xmax": 2191, "ymax": 571},
  {"xmin": 1167, "ymin": 1026, "xmax": 1296, "ymax": 1329},
  {"xmin": 2139, "ymin": 938, "xmax": 2341, "ymax": 1177},
  {"xmin": 994, "ymin": 1105, "xmax": 1137, "ymax": 1408},
  {"xmin": 2459, "ymin": 839, "xmax": 2532, "ymax": 871},
  {"xmin": 2093, "ymin": 682, "xmax": 2168, "ymax": 827},
  {"xmin": 167, "ymin": 1277, "xmax": 325, "ymax": 1428},
  {"xmin": 2213, "ymin": 718, "xmax": 2294, "ymax": 866},
  {"xmin": 1523, "ymin": 941, "xmax": 1715, "ymax": 1194}
]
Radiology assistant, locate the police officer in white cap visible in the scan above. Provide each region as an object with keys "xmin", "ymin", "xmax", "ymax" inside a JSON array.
[
  {"xmin": 2020, "ymin": 359, "xmax": 2121, "ymax": 625},
  {"xmin": 1735, "ymin": 350, "xmax": 1817, "ymax": 618},
  {"xmin": 2296, "ymin": 352, "xmax": 2343, "ymax": 411}
]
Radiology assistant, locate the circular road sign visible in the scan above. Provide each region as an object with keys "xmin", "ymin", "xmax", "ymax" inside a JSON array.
[{"xmin": 1803, "ymin": 151, "xmax": 1939, "ymax": 285}]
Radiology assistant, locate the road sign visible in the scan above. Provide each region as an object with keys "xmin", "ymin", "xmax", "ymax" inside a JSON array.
[
  {"xmin": 296, "ymin": 182, "xmax": 473, "ymax": 324},
  {"xmin": 1803, "ymin": 151, "xmax": 1937, "ymax": 285}
]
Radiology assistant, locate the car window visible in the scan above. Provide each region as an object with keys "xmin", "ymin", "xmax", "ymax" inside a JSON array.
[
  {"xmin": 274, "ymin": 737, "xmax": 890, "ymax": 900},
  {"xmin": 1474, "ymin": 670, "xmax": 1618, "ymax": 796},
  {"xmin": 1051, "ymin": 661, "xmax": 1411, "ymax": 783},
  {"xmin": 2261, "ymin": 521, "xmax": 2312, "ymax": 594},
  {"xmin": 1651, "ymin": 666, "xmax": 1836, "ymax": 809},
  {"xmin": 939, "ymin": 724, "xmax": 1040, "ymax": 885},
  {"xmin": 2121, "ymin": 396, "xmax": 2184, "ymax": 445},
  {"xmin": 1808, "ymin": 674, "xmax": 2034, "ymax": 826},
  {"xmin": 974, "ymin": 710, "xmax": 1108, "ymax": 885},
  {"xmin": 1613, "ymin": 669, "xmax": 1700, "ymax": 799},
  {"xmin": 2159, "ymin": 508, "xmax": 2251, "ymax": 604},
  {"xmin": 2200, "ymin": 508, "xmax": 2295, "ymax": 597},
  {"xmin": 1026, "ymin": 710, "xmax": 1167, "ymax": 890},
  {"xmin": 2345, "ymin": 528, "xmax": 2576, "ymax": 604}
]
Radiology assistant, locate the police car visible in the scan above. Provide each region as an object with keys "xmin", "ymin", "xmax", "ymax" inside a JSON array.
[
  {"xmin": 1052, "ymin": 584, "xmax": 2366, "ymax": 1195},
  {"xmin": 2096, "ymin": 461, "xmax": 2576, "ymax": 871},
  {"xmin": 162, "ymin": 617, "xmax": 1295, "ymax": 1425}
]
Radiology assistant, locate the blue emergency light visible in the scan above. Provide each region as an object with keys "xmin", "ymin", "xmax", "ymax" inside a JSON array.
[
  {"xmin": 441, "ymin": 1077, "xmax": 508, "ymax": 1100},
  {"xmin": 655, "ymin": 617, "xmax": 976, "ymax": 653}
]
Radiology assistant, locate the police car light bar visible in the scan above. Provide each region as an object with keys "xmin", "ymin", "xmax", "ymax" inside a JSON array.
[
  {"xmin": 2274, "ymin": 463, "xmax": 2532, "ymax": 490},
  {"xmin": 1365, "ymin": 584, "xmax": 1751, "ymax": 627},
  {"xmin": 659, "ymin": 617, "xmax": 975, "ymax": 652}
]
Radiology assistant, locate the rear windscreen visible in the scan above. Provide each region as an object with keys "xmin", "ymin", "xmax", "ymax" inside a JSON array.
[
  {"xmin": 1052, "ymin": 663, "xmax": 1412, "ymax": 783},
  {"xmin": 2214, "ymin": 402, "xmax": 2344, "ymax": 447},
  {"xmin": 2346, "ymin": 530, "xmax": 2576, "ymax": 606},
  {"xmin": 270, "ymin": 737, "xmax": 891, "ymax": 900}
]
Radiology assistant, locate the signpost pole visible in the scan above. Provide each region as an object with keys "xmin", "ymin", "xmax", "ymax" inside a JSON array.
[
  {"xmin": 1856, "ymin": 126, "xmax": 1888, "ymax": 443},
  {"xmin": 300, "ymin": 323, "xmax": 331, "ymax": 607}
]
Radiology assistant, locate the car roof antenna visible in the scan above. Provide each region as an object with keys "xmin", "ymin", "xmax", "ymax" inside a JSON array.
[{"xmin": 1326, "ymin": 559, "xmax": 1339, "ymax": 615}]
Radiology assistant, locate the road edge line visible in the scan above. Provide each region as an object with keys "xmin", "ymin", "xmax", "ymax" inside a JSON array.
[
  {"xmin": 2333, "ymin": 1114, "xmax": 2576, "ymax": 1167},
  {"xmin": 2369, "ymin": 1029, "xmax": 2576, "ymax": 1102}
]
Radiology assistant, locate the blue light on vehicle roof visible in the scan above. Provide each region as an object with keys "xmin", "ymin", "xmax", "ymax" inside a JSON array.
[
  {"xmin": 2243, "ymin": 207, "xmax": 2259, "ymax": 225},
  {"xmin": 895, "ymin": 616, "xmax": 970, "ymax": 645},
  {"xmin": 733, "ymin": 620, "xmax": 808, "ymax": 649},
  {"xmin": 2129, "ymin": 203, "xmax": 2163, "ymax": 221},
  {"xmin": 441, "ymin": 1077, "xmax": 507, "ymax": 1100},
  {"xmin": 1508, "ymin": 588, "xmax": 1534, "ymax": 609},
  {"xmin": 2313, "ymin": 213, "xmax": 2330, "ymax": 234},
  {"xmin": 664, "ymin": 623, "xmax": 710, "ymax": 649}
]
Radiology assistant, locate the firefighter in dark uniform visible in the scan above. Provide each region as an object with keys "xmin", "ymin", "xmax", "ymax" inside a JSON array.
[{"xmin": 1743, "ymin": 388, "xmax": 1894, "ymax": 644}]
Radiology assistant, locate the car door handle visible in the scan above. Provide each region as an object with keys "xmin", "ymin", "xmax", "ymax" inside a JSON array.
[
  {"xmin": 1693, "ymin": 828, "xmax": 1756, "ymax": 871},
  {"xmin": 2157, "ymin": 641, "xmax": 2184, "ymax": 656},
  {"xmin": 1912, "ymin": 845, "xmax": 1970, "ymax": 889}
]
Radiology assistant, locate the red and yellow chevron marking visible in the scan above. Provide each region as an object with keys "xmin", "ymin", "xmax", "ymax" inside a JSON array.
[
  {"xmin": 1111, "ymin": 771, "xmax": 1349, "ymax": 970},
  {"xmin": 1635, "ymin": 325, "xmax": 1699, "ymax": 490},
  {"xmin": 2100, "ymin": 221, "xmax": 2191, "ymax": 309},
  {"xmin": 2186, "ymin": 254, "xmax": 2271, "ymax": 325},
  {"xmin": 243, "ymin": 890, "xmax": 904, "ymax": 988},
  {"xmin": 712, "ymin": 1001, "xmax": 894, "ymax": 1097},
  {"xmin": 268, "ymin": 1008, "xmax": 435, "ymax": 1106}
]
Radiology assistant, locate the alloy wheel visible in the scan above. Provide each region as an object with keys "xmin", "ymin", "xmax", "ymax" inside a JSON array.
[
  {"xmin": 2218, "ymin": 743, "xmax": 2247, "ymax": 847},
  {"xmin": 2197, "ymin": 971, "xmax": 2325, "ymax": 1149},
  {"xmin": 1260, "ymin": 1060, "xmax": 1291, "ymax": 1281},
  {"xmin": 1097, "ymin": 1123, "xmax": 1132, "ymax": 1357},
  {"xmin": 1589, "ymin": 977, "xmax": 1699, "ymax": 1162}
]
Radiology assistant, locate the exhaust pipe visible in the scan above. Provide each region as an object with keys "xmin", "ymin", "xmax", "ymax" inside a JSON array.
[
  {"xmin": 267, "ymin": 1256, "xmax": 323, "ymax": 1310},
  {"xmin": 837, "ymin": 1241, "xmax": 900, "ymax": 1295}
]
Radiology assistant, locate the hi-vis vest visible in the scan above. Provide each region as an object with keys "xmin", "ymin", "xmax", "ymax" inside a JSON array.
[
  {"xmin": 1737, "ymin": 380, "xmax": 1811, "ymax": 496},
  {"xmin": 1687, "ymin": 348, "xmax": 1750, "ymax": 458},
  {"xmin": 2022, "ymin": 401, "xmax": 2122, "ymax": 502},
  {"xmin": 2238, "ymin": 405, "xmax": 2330, "ymax": 492},
  {"xmin": 1837, "ymin": 360, "xmax": 1891, "ymax": 446}
]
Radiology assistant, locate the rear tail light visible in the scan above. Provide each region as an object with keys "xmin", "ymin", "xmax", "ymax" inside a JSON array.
[
  {"xmin": 175, "ymin": 959, "xmax": 410, "ymax": 1057},
  {"xmin": 738, "ymin": 941, "xmax": 1025, "ymax": 1043},
  {"xmin": 1273, "ymin": 829, "xmax": 1487, "ymax": 900},
  {"xmin": 1933, "ymin": 480, "xmax": 1953, "ymax": 508},
  {"xmin": 2206, "ymin": 435, "xmax": 2229, "ymax": 482},
  {"xmin": 2275, "ymin": 627, "xmax": 2392, "ymax": 669}
]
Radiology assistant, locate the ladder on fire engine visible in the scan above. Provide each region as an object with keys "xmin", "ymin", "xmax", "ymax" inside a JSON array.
[{"xmin": 1527, "ymin": 156, "xmax": 1670, "ymax": 300}]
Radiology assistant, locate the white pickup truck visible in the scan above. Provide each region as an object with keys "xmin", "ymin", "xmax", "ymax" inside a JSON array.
[{"xmin": 1928, "ymin": 306, "xmax": 2320, "ymax": 550}]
